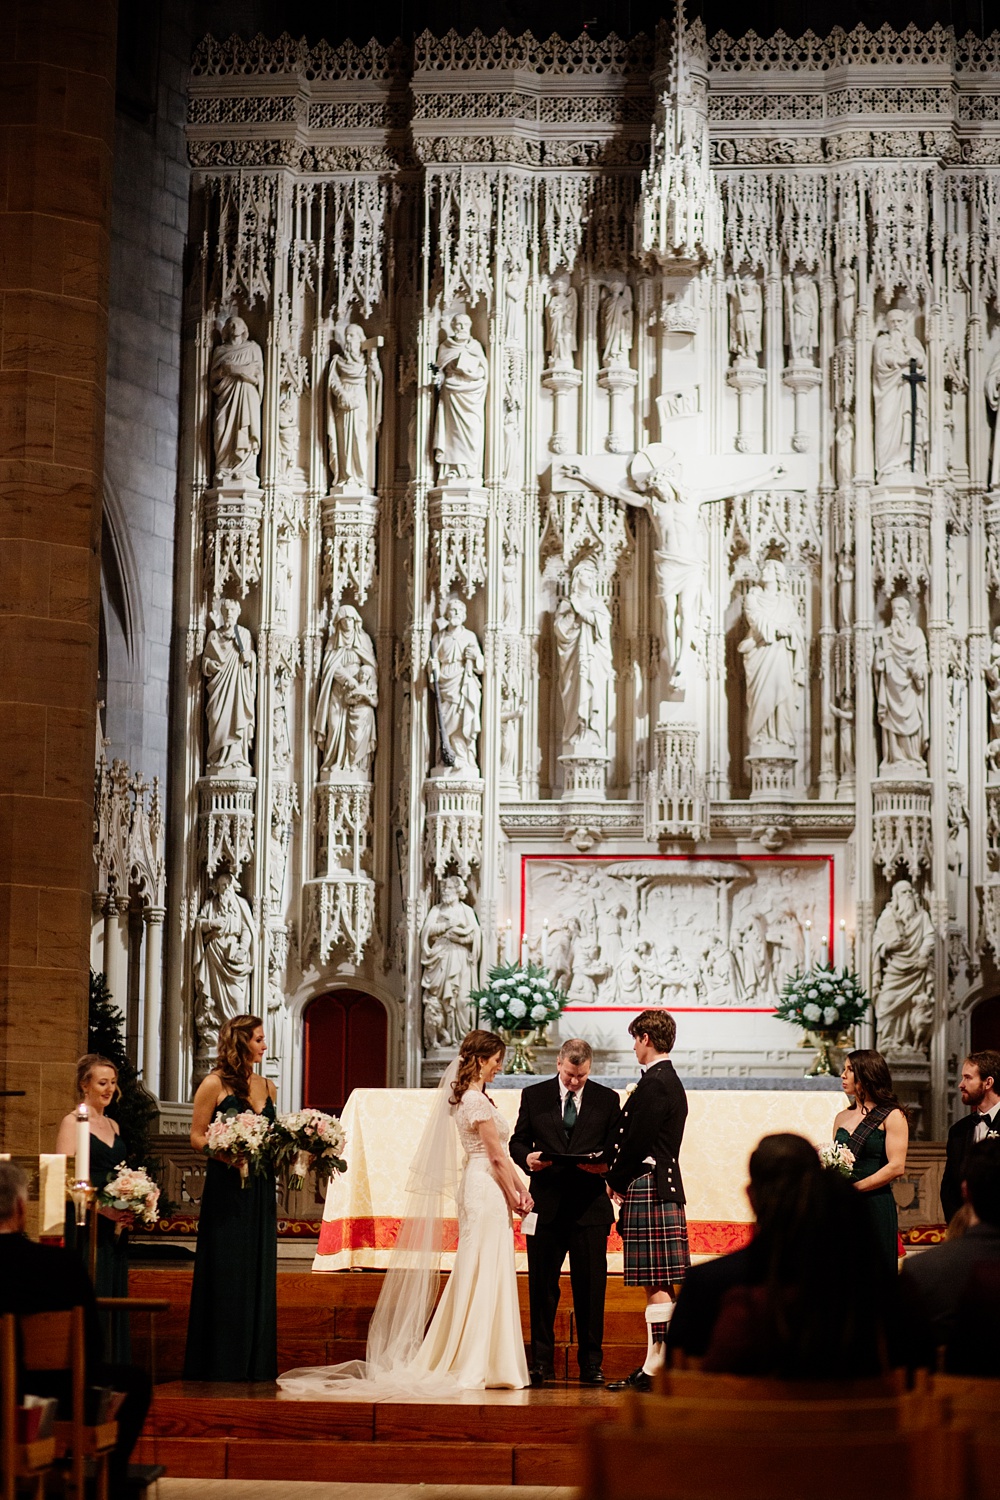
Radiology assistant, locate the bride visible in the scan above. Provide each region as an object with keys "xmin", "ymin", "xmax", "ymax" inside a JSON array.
[{"xmin": 279, "ymin": 1030, "xmax": 532, "ymax": 1394}]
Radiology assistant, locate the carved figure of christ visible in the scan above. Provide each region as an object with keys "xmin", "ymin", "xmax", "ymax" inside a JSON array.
[{"xmin": 558, "ymin": 445, "xmax": 785, "ymax": 685}]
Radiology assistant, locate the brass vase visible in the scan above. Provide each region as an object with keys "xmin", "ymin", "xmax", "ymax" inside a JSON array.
[
  {"xmin": 803, "ymin": 1029, "xmax": 851, "ymax": 1077},
  {"xmin": 501, "ymin": 1028, "xmax": 537, "ymax": 1074}
]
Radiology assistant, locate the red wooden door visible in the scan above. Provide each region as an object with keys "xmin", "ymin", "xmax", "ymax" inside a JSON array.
[
  {"xmin": 303, "ymin": 989, "xmax": 388, "ymax": 1113},
  {"xmin": 971, "ymin": 995, "xmax": 1000, "ymax": 1054}
]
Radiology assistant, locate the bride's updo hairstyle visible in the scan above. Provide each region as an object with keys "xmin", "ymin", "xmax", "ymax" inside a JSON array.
[
  {"xmin": 216, "ymin": 1014, "xmax": 264, "ymax": 1099},
  {"xmin": 450, "ymin": 1030, "xmax": 505, "ymax": 1106}
]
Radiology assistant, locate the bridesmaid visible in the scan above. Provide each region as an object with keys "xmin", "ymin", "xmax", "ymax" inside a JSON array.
[
  {"xmin": 184, "ymin": 1014, "xmax": 278, "ymax": 1381},
  {"xmin": 55, "ymin": 1054, "xmax": 132, "ymax": 1361},
  {"xmin": 833, "ymin": 1049, "xmax": 909, "ymax": 1268}
]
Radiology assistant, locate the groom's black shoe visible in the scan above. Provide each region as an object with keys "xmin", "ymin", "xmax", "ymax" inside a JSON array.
[
  {"xmin": 607, "ymin": 1367, "xmax": 652, "ymax": 1392},
  {"xmin": 529, "ymin": 1365, "xmax": 554, "ymax": 1388},
  {"xmin": 579, "ymin": 1367, "xmax": 605, "ymax": 1385}
]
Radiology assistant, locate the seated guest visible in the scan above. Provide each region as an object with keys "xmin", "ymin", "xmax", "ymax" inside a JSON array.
[
  {"xmin": 702, "ymin": 1163, "xmax": 906, "ymax": 1378},
  {"xmin": 669, "ymin": 1133, "xmax": 822, "ymax": 1362},
  {"xmin": 946, "ymin": 1262, "xmax": 1000, "ymax": 1374},
  {"xmin": 902, "ymin": 1138, "xmax": 1000, "ymax": 1352},
  {"xmin": 0, "ymin": 1163, "xmax": 150, "ymax": 1500}
]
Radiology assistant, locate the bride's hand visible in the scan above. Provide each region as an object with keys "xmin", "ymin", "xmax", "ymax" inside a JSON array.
[{"xmin": 517, "ymin": 1190, "xmax": 533, "ymax": 1214}]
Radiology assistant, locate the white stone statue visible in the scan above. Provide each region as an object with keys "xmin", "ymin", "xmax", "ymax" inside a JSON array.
[
  {"xmin": 872, "ymin": 879, "xmax": 935, "ymax": 1055},
  {"xmin": 432, "ymin": 313, "xmax": 489, "ymax": 484},
  {"xmin": 728, "ymin": 273, "xmax": 762, "ymax": 363},
  {"xmin": 313, "ymin": 605, "xmax": 378, "ymax": 779},
  {"xmin": 600, "ymin": 277, "xmax": 634, "ymax": 369},
  {"xmin": 565, "ymin": 445, "xmax": 783, "ymax": 688},
  {"xmin": 738, "ymin": 560, "xmax": 805, "ymax": 754},
  {"xmin": 786, "ymin": 272, "xmax": 819, "ymax": 362},
  {"xmin": 837, "ymin": 263, "xmax": 856, "ymax": 343},
  {"xmin": 420, "ymin": 875, "xmax": 482, "ymax": 1050},
  {"xmin": 553, "ymin": 555, "xmax": 613, "ymax": 755},
  {"xmin": 327, "ymin": 323, "xmax": 382, "ymax": 490},
  {"xmin": 203, "ymin": 599, "xmax": 257, "ymax": 774},
  {"xmin": 194, "ymin": 869, "xmax": 255, "ymax": 1052},
  {"xmin": 503, "ymin": 255, "xmax": 529, "ymax": 345},
  {"xmin": 986, "ymin": 625, "xmax": 1000, "ymax": 734},
  {"xmin": 211, "ymin": 316, "xmax": 264, "ymax": 483},
  {"xmin": 427, "ymin": 596, "xmax": 484, "ymax": 775},
  {"xmin": 873, "ymin": 594, "xmax": 929, "ymax": 773},
  {"xmin": 986, "ymin": 350, "xmax": 1000, "ymax": 491},
  {"xmin": 545, "ymin": 273, "xmax": 578, "ymax": 369},
  {"xmin": 873, "ymin": 307, "xmax": 927, "ymax": 482}
]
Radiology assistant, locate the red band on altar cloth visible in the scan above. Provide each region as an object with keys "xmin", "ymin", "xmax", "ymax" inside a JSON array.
[{"xmin": 315, "ymin": 1216, "xmax": 754, "ymax": 1257}]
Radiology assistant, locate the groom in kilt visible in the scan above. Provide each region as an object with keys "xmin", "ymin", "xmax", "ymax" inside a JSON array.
[{"xmin": 606, "ymin": 1008, "xmax": 690, "ymax": 1392}]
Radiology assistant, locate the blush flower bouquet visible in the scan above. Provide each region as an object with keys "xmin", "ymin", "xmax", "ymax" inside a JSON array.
[
  {"xmin": 273, "ymin": 1109, "xmax": 348, "ymax": 1191},
  {"xmin": 99, "ymin": 1163, "xmax": 161, "ymax": 1229},
  {"xmin": 204, "ymin": 1107, "xmax": 273, "ymax": 1185},
  {"xmin": 818, "ymin": 1141, "xmax": 856, "ymax": 1178}
]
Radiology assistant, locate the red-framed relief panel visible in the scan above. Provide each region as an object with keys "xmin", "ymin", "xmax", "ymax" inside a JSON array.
[{"xmin": 518, "ymin": 853, "xmax": 835, "ymax": 1014}]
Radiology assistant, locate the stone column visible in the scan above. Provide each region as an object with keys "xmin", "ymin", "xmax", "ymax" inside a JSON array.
[
  {"xmin": 0, "ymin": 2, "xmax": 116, "ymax": 1154},
  {"xmin": 142, "ymin": 908, "xmax": 165, "ymax": 1095}
]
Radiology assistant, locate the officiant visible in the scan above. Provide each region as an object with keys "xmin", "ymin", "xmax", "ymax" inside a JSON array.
[{"xmin": 510, "ymin": 1039, "xmax": 621, "ymax": 1387}]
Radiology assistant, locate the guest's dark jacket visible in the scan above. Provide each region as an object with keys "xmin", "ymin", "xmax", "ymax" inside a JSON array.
[
  {"xmin": 607, "ymin": 1058, "xmax": 687, "ymax": 1204},
  {"xmin": 668, "ymin": 1239, "xmax": 766, "ymax": 1358},
  {"xmin": 510, "ymin": 1077, "xmax": 621, "ymax": 1228},
  {"xmin": 941, "ymin": 1114, "xmax": 986, "ymax": 1223},
  {"xmin": 901, "ymin": 1221, "xmax": 1000, "ymax": 1347},
  {"xmin": 0, "ymin": 1233, "xmax": 103, "ymax": 1378}
]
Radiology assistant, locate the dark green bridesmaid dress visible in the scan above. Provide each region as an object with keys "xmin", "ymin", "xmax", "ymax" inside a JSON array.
[
  {"xmin": 65, "ymin": 1130, "xmax": 131, "ymax": 1363},
  {"xmin": 835, "ymin": 1117, "xmax": 899, "ymax": 1269},
  {"xmin": 183, "ymin": 1094, "xmax": 278, "ymax": 1381}
]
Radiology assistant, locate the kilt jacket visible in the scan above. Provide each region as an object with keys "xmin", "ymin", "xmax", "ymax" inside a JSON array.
[{"xmin": 607, "ymin": 1058, "xmax": 688, "ymax": 1206}]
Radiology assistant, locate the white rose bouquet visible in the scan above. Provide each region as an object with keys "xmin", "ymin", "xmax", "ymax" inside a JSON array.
[
  {"xmin": 99, "ymin": 1163, "xmax": 161, "ymax": 1230},
  {"xmin": 273, "ymin": 1109, "xmax": 348, "ymax": 1191},
  {"xmin": 818, "ymin": 1141, "xmax": 856, "ymax": 1178},
  {"xmin": 774, "ymin": 963, "xmax": 871, "ymax": 1035},
  {"xmin": 471, "ymin": 961, "xmax": 568, "ymax": 1034},
  {"xmin": 204, "ymin": 1107, "xmax": 273, "ymax": 1186}
]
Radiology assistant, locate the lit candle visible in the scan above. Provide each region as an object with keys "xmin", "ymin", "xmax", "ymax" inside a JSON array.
[
  {"xmin": 75, "ymin": 1102, "xmax": 90, "ymax": 1184},
  {"xmin": 803, "ymin": 919, "xmax": 812, "ymax": 971},
  {"xmin": 820, "ymin": 934, "xmax": 829, "ymax": 968},
  {"xmin": 541, "ymin": 918, "xmax": 549, "ymax": 967},
  {"xmin": 837, "ymin": 919, "xmax": 847, "ymax": 971}
]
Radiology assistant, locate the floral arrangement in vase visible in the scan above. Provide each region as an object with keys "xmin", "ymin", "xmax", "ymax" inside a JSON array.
[
  {"xmin": 470, "ymin": 961, "xmax": 568, "ymax": 1074},
  {"xmin": 773, "ymin": 963, "xmax": 871, "ymax": 1076},
  {"xmin": 273, "ymin": 1109, "xmax": 348, "ymax": 1191}
]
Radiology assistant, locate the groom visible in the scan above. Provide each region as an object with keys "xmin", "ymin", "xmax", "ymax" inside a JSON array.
[{"xmin": 510, "ymin": 1038, "xmax": 621, "ymax": 1386}]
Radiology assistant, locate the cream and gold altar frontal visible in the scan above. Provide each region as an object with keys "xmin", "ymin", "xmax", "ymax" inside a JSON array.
[{"xmin": 169, "ymin": 13, "xmax": 1000, "ymax": 1133}]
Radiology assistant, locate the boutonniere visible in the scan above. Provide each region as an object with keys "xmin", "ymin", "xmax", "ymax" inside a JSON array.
[{"xmin": 625, "ymin": 1083, "xmax": 638, "ymax": 1098}]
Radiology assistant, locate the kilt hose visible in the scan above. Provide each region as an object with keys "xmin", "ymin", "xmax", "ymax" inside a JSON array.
[{"xmin": 620, "ymin": 1171, "xmax": 691, "ymax": 1289}]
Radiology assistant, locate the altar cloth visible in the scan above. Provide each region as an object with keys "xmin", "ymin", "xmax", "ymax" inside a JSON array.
[{"xmin": 312, "ymin": 1084, "xmax": 842, "ymax": 1271}]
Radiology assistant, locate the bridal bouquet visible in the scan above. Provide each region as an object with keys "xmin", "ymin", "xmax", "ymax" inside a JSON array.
[
  {"xmin": 774, "ymin": 964, "xmax": 870, "ymax": 1034},
  {"xmin": 204, "ymin": 1108, "xmax": 273, "ymax": 1185},
  {"xmin": 99, "ymin": 1163, "xmax": 161, "ymax": 1228},
  {"xmin": 471, "ymin": 961, "xmax": 567, "ymax": 1033},
  {"xmin": 273, "ymin": 1109, "xmax": 348, "ymax": 1191},
  {"xmin": 818, "ymin": 1141, "xmax": 856, "ymax": 1178}
]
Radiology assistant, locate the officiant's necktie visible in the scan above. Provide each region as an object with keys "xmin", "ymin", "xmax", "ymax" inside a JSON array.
[{"xmin": 564, "ymin": 1090, "xmax": 577, "ymax": 1138}]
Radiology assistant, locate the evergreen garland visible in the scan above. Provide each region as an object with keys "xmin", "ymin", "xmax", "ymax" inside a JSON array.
[{"xmin": 88, "ymin": 968, "xmax": 158, "ymax": 1170}]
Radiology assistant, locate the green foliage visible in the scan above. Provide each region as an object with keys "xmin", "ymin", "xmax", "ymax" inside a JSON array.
[{"xmin": 88, "ymin": 969, "xmax": 158, "ymax": 1171}]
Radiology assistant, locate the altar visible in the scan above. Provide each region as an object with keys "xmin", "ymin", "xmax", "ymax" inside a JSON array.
[{"xmin": 312, "ymin": 1078, "xmax": 842, "ymax": 1272}]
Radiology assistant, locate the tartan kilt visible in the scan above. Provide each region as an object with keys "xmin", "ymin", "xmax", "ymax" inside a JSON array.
[{"xmin": 619, "ymin": 1171, "xmax": 691, "ymax": 1288}]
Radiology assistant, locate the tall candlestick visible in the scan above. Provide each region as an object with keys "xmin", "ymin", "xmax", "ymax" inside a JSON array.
[
  {"xmin": 820, "ymin": 934, "xmax": 829, "ymax": 968},
  {"xmin": 520, "ymin": 933, "xmax": 528, "ymax": 967},
  {"xmin": 504, "ymin": 919, "xmax": 513, "ymax": 965},
  {"xmin": 803, "ymin": 920, "xmax": 812, "ymax": 971},
  {"xmin": 541, "ymin": 918, "xmax": 549, "ymax": 967},
  {"xmin": 837, "ymin": 919, "xmax": 847, "ymax": 971},
  {"xmin": 75, "ymin": 1103, "xmax": 90, "ymax": 1185}
]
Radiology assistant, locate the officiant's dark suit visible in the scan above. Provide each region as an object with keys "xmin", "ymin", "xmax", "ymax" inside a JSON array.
[{"xmin": 510, "ymin": 1051, "xmax": 621, "ymax": 1382}]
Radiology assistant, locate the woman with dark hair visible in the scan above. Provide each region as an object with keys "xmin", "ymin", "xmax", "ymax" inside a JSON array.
[
  {"xmin": 56, "ymin": 1054, "xmax": 132, "ymax": 1360},
  {"xmin": 833, "ymin": 1048, "xmax": 908, "ymax": 1268},
  {"xmin": 703, "ymin": 1165, "xmax": 898, "ymax": 1378},
  {"xmin": 184, "ymin": 1014, "xmax": 277, "ymax": 1381},
  {"xmin": 280, "ymin": 1029, "xmax": 533, "ymax": 1394}
]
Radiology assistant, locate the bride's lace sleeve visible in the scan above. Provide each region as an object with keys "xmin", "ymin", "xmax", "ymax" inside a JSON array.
[{"xmin": 459, "ymin": 1090, "xmax": 494, "ymax": 1126}]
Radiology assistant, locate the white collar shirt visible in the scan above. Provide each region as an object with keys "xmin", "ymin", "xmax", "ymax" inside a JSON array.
[{"xmin": 974, "ymin": 1101, "xmax": 1000, "ymax": 1141}]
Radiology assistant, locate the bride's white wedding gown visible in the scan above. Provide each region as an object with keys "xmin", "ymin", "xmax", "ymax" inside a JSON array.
[
  {"xmin": 278, "ymin": 1087, "xmax": 528, "ymax": 1395},
  {"xmin": 409, "ymin": 1089, "xmax": 528, "ymax": 1389}
]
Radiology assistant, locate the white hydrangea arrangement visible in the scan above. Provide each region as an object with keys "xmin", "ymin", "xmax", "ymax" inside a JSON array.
[
  {"xmin": 774, "ymin": 963, "xmax": 871, "ymax": 1035},
  {"xmin": 471, "ymin": 961, "xmax": 567, "ymax": 1034}
]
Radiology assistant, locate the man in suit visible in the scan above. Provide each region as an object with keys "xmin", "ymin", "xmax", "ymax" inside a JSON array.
[
  {"xmin": 903, "ymin": 1138, "xmax": 1000, "ymax": 1349},
  {"xmin": 510, "ymin": 1038, "xmax": 621, "ymax": 1387},
  {"xmin": 0, "ymin": 1162, "xmax": 150, "ymax": 1500},
  {"xmin": 941, "ymin": 1050, "xmax": 1000, "ymax": 1223},
  {"xmin": 605, "ymin": 1008, "xmax": 690, "ymax": 1392}
]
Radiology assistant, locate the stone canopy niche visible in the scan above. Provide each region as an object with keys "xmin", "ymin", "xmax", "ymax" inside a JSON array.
[{"xmin": 163, "ymin": 17, "xmax": 1000, "ymax": 1125}]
